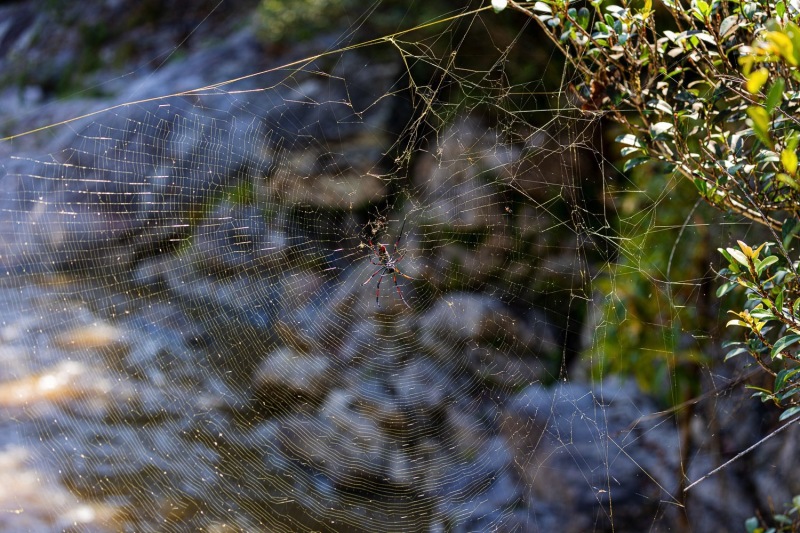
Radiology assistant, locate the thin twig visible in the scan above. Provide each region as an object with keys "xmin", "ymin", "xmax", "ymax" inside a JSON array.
[{"xmin": 684, "ymin": 414, "xmax": 800, "ymax": 492}]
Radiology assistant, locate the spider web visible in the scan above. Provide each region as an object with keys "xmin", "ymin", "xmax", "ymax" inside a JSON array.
[{"xmin": 0, "ymin": 1, "xmax": 777, "ymax": 531}]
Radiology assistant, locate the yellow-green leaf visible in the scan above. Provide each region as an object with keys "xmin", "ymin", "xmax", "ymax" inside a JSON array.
[
  {"xmin": 746, "ymin": 69, "xmax": 769, "ymax": 94},
  {"xmin": 777, "ymin": 173, "xmax": 800, "ymax": 190},
  {"xmin": 738, "ymin": 240, "xmax": 755, "ymax": 257},
  {"xmin": 782, "ymin": 148, "xmax": 798, "ymax": 175},
  {"xmin": 726, "ymin": 318, "xmax": 749, "ymax": 328},
  {"xmin": 786, "ymin": 22, "xmax": 800, "ymax": 66},
  {"xmin": 747, "ymin": 106, "xmax": 773, "ymax": 148},
  {"xmin": 787, "ymin": 132, "xmax": 800, "ymax": 152},
  {"xmin": 727, "ymin": 246, "xmax": 750, "ymax": 267},
  {"xmin": 766, "ymin": 30, "xmax": 798, "ymax": 66}
]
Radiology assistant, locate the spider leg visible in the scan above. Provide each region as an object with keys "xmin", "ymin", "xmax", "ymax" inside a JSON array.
[
  {"xmin": 376, "ymin": 274, "xmax": 385, "ymax": 305},
  {"xmin": 362, "ymin": 267, "xmax": 384, "ymax": 285},
  {"xmin": 394, "ymin": 220, "xmax": 407, "ymax": 253},
  {"xmin": 368, "ymin": 239, "xmax": 382, "ymax": 260},
  {"xmin": 395, "ymin": 270, "xmax": 416, "ymax": 281},
  {"xmin": 393, "ymin": 273, "xmax": 412, "ymax": 308}
]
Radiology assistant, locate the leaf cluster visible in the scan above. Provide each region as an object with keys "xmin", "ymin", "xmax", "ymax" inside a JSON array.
[
  {"xmin": 745, "ymin": 494, "xmax": 800, "ymax": 532},
  {"xmin": 507, "ymin": 0, "xmax": 800, "ymax": 231},
  {"xmin": 502, "ymin": 0, "xmax": 800, "ymax": 405},
  {"xmin": 719, "ymin": 239, "xmax": 800, "ymax": 418}
]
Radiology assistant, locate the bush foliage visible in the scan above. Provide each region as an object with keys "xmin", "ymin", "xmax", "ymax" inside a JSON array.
[{"xmin": 496, "ymin": 0, "xmax": 800, "ymax": 413}]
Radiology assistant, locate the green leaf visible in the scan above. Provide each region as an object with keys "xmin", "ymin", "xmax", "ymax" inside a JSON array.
[
  {"xmin": 719, "ymin": 248, "xmax": 742, "ymax": 273},
  {"xmin": 576, "ymin": 7, "xmax": 590, "ymax": 29},
  {"xmin": 692, "ymin": 0, "xmax": 710, "ymax": 21},
  {"xmin": 721, "ymin": 340, "xmax": 745, "ymax": 348},
  {"xmin": 719, "ymin": 15, "xmax": 738, "ymax": 38},
  {"xmin": 492, "ymin": 0, "xmax": 509, "ymax": 13},
  {"xmin": 779, "ymin": 406, "xmax": 800, "ymax": 420},
  {"xmin": 623, "ymin": 157, "xmax": 650, "ymax": 172},
  {"xmin": 694, "ymin": 178, "xmax": 708, "ymax": 195},
  {"xmin": 616, "ymin": 134, "xmax": 644, "ymax": 147},
  {"xmin": 533, "ymin": 1, "xmax": 552, "ymax": 13},
  {"xmin": 756, "ymin": 255, "xmax": 778, "ymax": 275},
  {"xmin": 716, "ymin": 281, "xmax": 737, "ymax": 297},
  {"xmin": 691, "ymin": 31, "xmax": 716, "ymax": 45},
  {"xmin": 771, "ymin": 334, "xmax": 800, "ymax": 358},
  {"xmin": 746, "ymin": 384, "xmax": 774, "ymax": 396},
  {"xmin": 751, "ymin": 308, "xmax": 776, "ymax": 320},
  {"xmin": 765, "ymin": 78, "xmax": 785, "ymax": 114},
  {"xmin": 782, "ymin": 218, "xmax": 799, "ymax": 248},
  {"xmin": 650, "ymin": 122, "xmax": 674, "ymax": 140},
  {"xmin": 620, "ymin": 146, "xmax": 643, "ymax": 157},
  {"xmin": 789, "ymin": 132, "xmax": 800, "ymax": 153},
  {"xmin": 647, "ymin": 99, "xmax": 673, "ymax": 114},
  {"xmin": 774, "ymin": 367, "xmax": 800, "ymax": 392},
  {"xmin": 725, "ymin": 346, "xmax": 750, "ymax": 360},
  {"xmin": 755, "ymin": 149, "xmax": 780, "ymax": 164}
]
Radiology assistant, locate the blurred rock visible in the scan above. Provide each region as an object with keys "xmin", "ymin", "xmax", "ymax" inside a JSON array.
[
  {"xmin": 0, "ymin": 361, "xmax": 112, "ymax": 412},
  {"xmin": 750, "ymin": 420, "xmax": 800, "ymax": 514},
  {"xmin": 503, "ymin": 379, "xmax": 682, "ymax": 532},
  {"xmin": 417, "ymin": 293, "xmax": 554, "ymax": 387},
  {"xmin": 253, "ymin": 347, "xmax": 333, "ymax": 406},
  {"xmin": 0, "ymin": 446, "xmax": 119, "ymax": 532},
  {"xmin": 53, "ymin": 321, "xmax": 128, "ymax": 352},
  {"xmin": 277, "ymin": 389, "xmax": 393, "ymax": 488},
  {"xmin": 413, "ymin": 117, "xmax": 512, "ymax": 231}
]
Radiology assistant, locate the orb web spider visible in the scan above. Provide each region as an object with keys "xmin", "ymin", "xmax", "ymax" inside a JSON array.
[{"xmin": 362, "ymin": 221, "xmax": 415, "ymax": 308}]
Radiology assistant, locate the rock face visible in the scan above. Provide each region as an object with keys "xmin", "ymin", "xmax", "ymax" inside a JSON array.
[
  {"xmin": 504, "ymin": 380, "xmax": 683, "ymax": 531},
  {"xmin": 0, "ymin": 1, "xmax": 788, "ymax": 532}
]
